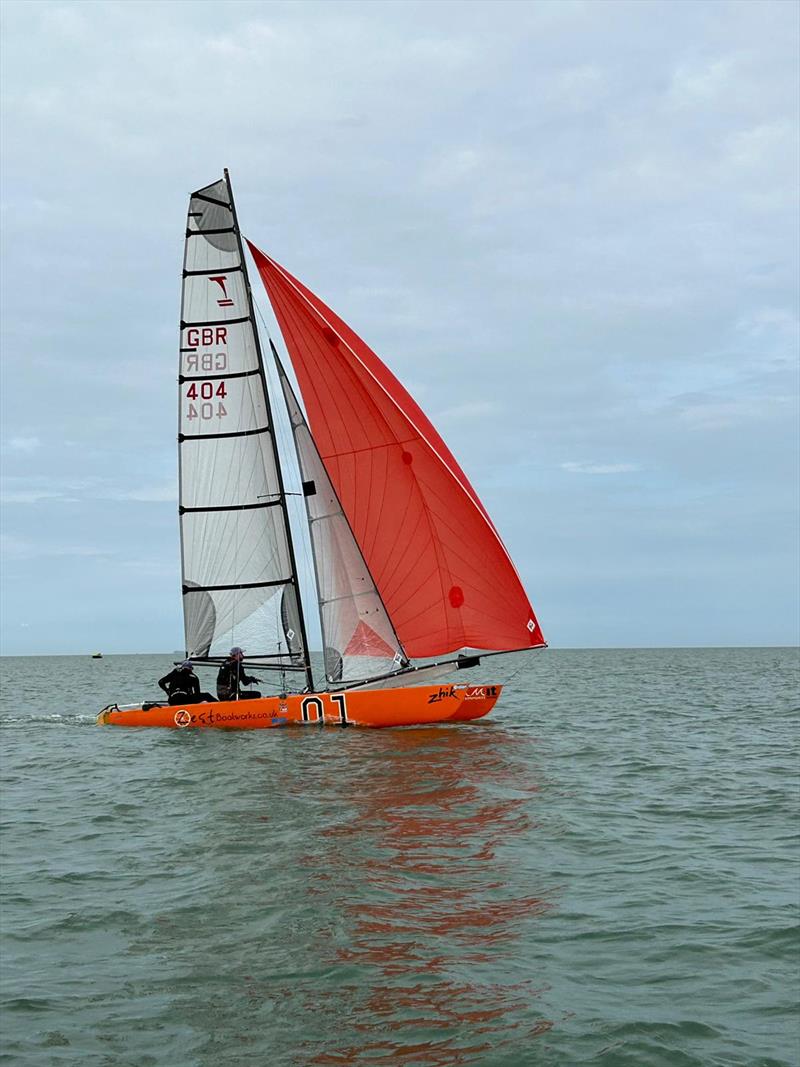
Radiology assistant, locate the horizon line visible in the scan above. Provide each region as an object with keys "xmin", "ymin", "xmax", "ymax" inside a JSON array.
[{"xmin": 1, "ymin": 644, "xmax": 798, "ymax": 658}]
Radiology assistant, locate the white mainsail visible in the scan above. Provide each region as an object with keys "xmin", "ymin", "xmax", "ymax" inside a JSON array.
[{"xmin": 178, "ymin": 176, "xmax": 308, "ymax": 677}]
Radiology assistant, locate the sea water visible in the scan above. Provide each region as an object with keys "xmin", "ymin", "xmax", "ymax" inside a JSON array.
[{"xmin": 0, "ymin": 648, "xmax": 797, "ymax": 1067}]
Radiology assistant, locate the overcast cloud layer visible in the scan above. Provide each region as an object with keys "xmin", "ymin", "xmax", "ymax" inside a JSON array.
[{"xmin": 1, "ymin": 0, "xmax": 798, "ymax": 654}]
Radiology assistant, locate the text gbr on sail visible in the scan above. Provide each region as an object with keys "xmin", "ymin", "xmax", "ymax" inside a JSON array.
[{"xmin": 184, "ymin": 326, "xmax": 228, "ymax": 373}]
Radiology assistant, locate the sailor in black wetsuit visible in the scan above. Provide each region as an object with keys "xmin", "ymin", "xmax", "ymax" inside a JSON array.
[
  {"xmin": 158, "ymin": 661, "xmax": 215, "ymax": 705},
  {"xmin": 216, "ymin": 647, "xmax": 262, "ymax": 701}
]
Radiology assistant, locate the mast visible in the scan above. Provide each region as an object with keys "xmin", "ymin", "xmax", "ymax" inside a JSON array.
[{"xmin": 223, "ymin": 170, "xmax": 315, "ymax": 693}]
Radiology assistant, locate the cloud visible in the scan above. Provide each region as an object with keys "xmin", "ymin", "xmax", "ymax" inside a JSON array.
[
  {"xmin": 0, "ymin": 475, "xmax": 89, "ymax": 505},
  {"xmin": 669, "ymin": 56, "xmax": 740, "ymax": 107},
  {"xmin": 106, "ymin": 485, "xmax": 177, "ymax": 503},
  {"xmin": 5, "ymin": 436, "xmax": 41, "ymax": 453},
  {"xmin": 422, "ymin": 147, "xmax": 483, "ymax": 188},
  {"xmin": 735, "ymin": 307, "xmax": 799, "ymax": 352},
  {"xmin": 0, "ymin": 489, "xmax": 66, "ymax": 504},
  {"xmin": 0, "ymin": 534, "xmax": 114, "ymax": 561},
  {"xmin": 670, "ymin": 393, "xmax": 793, "ymax": 431},
  {"xmin": 561, "ymin": 462, "xmax": 641, "ymax": 475},
  {"xmin": 546, "ymin": 64, "xmax": 608, "ymax": 113},
  {"xmin": 725, "ymin": 120, "xmax": 793, "ymax": 168},
  {"xmin": 0, "ymin": 476, "xmax": 177, "ymax": 505}
]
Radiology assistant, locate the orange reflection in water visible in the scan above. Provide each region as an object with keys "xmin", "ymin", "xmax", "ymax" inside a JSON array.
[{"xmin": 295, "ymin": 725, "xmax": 558, "ymax": 1065}]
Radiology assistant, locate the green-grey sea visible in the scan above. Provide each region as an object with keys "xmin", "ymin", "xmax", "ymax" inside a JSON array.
[{"xmin": 0, "ymin": 648, "xmax": 798, "ymax": 1066}]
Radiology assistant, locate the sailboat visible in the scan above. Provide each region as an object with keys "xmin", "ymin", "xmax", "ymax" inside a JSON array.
[{"xmin": 98, "ymin": 171, "xmax": 545, "ymax": 730}]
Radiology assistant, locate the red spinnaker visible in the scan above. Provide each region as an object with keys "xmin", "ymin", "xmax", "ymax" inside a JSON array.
[{"xmin": 248, "ymin": 241, "xmax": 545, "ymax": 659}]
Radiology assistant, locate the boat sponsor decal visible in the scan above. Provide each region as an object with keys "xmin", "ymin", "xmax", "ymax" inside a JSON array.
[
  {"xmin": 463, "ymin": 685, "xmax": 498, "ymax": 701},
  {"xmin": 427, "ymin": 685, "xmax": 457, "ymax": 704},
  {"xmin": 209, "ymin": 275, "xmax": 234, "ymax": 308},
  {"xmin": 206, "ymin": 707, "xmax": 286, "ymax": 725},
  {"xmin": 174, "ymin": 709, "xmax": 192, "ymax": 727}
]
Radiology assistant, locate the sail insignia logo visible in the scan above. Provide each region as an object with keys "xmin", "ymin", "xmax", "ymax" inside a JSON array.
[{"xmin": 209, "ymin": 275, "xmax": 234, "ymax": 308}]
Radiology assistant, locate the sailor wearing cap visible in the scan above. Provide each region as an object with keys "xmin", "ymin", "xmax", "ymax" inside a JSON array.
[{"xmin": 216, "ymin": 647, "xmax": 262, "ymax": 702}]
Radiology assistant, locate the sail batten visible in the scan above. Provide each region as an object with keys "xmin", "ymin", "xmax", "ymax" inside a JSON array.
[{"xmin": 249, "ymin": 241, "xmax": 545, "ymax": 659}]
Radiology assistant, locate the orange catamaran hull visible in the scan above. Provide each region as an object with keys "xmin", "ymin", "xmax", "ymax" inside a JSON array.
[{"xmin": 97, "ymin": 683, "xmax": 502, "ymax": 730}]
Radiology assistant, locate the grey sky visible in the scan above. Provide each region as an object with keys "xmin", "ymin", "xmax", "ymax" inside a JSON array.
[{"xmin": 1, "ymin": 0, "xmax": 798, "ymax": 654}]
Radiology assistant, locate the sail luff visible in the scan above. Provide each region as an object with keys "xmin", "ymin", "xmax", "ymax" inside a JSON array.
[
  {"xmin": 224, "ymin": 171, "xmax": 315, "ymax": 692},
  {"xmin": 178, "ymin": 207, "xmax": 191, "ymax": 658}
]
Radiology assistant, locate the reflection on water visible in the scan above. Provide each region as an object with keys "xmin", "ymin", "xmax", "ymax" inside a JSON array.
[
  {"xmin": 291, "ymin": 725, "xmax": 557, "ymax": 1065},
  {"xmin": 89, "ymin": 721, "xmax": 557, "ymax": 1066}
]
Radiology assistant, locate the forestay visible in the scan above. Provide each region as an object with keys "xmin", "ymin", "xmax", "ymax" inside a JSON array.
[{"xmin": 179, "ymin": 178, "xmax": 305, "ymax": 667}]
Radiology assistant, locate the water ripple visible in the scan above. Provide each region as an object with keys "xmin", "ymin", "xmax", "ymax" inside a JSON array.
[{"xmin": 0, "ymin": 648, "xmax": 797, "ymax": 1066}]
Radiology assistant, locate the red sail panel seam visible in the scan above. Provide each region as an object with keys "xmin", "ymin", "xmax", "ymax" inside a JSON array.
[
  {"xmin": 373, "ymin": 496, "xmax": 434, "ymax": 603},
  {"xmin": 273, "ymin": 287, "xmax": 364, "ymax": 457},
  {"xmin": 407, "ymin": 461, "xmax": 524, "ymax": 616},
  {"xmin": 409, "ymin": 473, "xmax": 524, "ymax": 617}
]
